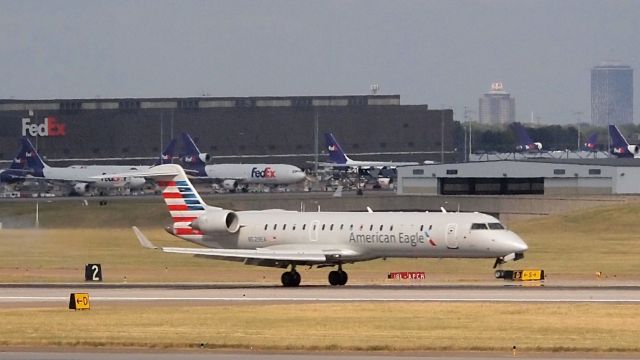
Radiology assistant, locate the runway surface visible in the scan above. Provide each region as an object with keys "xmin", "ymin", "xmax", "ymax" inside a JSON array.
[{"xmin": 1, "ymin": 283, "xmax": 639, "ymax": 304}]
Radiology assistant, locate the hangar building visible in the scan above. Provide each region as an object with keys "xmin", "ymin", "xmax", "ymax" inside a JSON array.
[
  {"xmin": 397, "ymin": 158, "xmax": 640, "ymax": 195},
  {"xmin": 0, "ymin": 95, "xmax": 456, "ymax": 168}
]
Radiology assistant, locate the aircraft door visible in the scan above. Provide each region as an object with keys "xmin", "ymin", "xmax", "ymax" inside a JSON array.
[
  {"xmin": 309, "ymin": 220, "xmax": 320, "ymax": 242},
  {"xmin": 445, "ymin": 223, "xmax": 459, "ymax": 249}
]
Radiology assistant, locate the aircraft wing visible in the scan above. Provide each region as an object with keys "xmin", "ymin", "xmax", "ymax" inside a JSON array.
[{"xmin": 132, "ymin": 226, "xmax": 351, "ymax": 262}]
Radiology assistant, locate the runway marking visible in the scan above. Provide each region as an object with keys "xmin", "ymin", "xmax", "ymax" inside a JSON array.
[{"xmin": 2, "ymin": 296, "xmax": 640, "ymax": 303}]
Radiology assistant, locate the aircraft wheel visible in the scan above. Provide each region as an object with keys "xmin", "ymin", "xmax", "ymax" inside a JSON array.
[
  {"xmin": 495, "ymin": 270, "xmax": 504, "ymax": 279},
  {"xmin": 281, "ymin": 271, "xmax": 301, "ymax": 287},
  {"xmin": 328, "ymin": 271, "xmax": 342, "ymax": 286},
  {"xmin": 338, "ymin": 271, "xmax": 348, "ymax": 286}
]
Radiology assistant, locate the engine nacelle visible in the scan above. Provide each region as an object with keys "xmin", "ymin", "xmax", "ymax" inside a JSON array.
[
  {"xmin": 126, "ymin": 176, "xmax": 146, "ymax": 189},
  {"xmin": 199, "ymin": 153, "xmax": 211, "ymax": 163},
  {"xmin": 74, "ymin": 183, "xmax": 90, "ymax": 195},
  {"xmin": 533, "ymin": 142, "xmax": 543, "ymax": 151},
  {"xmin": 628, "ymin": 145, "xmax": 640, "ymax": 155},
  {"xmin": 222, "ymin": 179, "xmax": 238, "ymax": 191},
  {"xmin": 190, "ymin": 210, "xmax": 240, "ymax": 234}
]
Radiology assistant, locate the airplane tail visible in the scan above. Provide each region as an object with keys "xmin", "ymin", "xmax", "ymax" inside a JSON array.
[
  {"xmin": 180, "ymin": 132, "xmax": 209, "ymax": 176},
  {"xmin": 608, "ymin": 125, "xmax": 638, "ymax": 157},
  {"xmin": 583, "ymin": 133, "xmax": 598, "ymax": 151},
  {"xmin": 512, "ymin": 123, "xmax": 542, "ymax": 151},
  {"xmin": 135, "ymin": 164, "xmax": 212, "ymax": 239},
  {"xmin": 324, "ymin": 132, "xmax": 350, "ymax": 164},
  {"xmin": 154, "ymin": 138, "xmax": 177, "ymax": 165},
  {"xmin": 20, "ymin": 137, "xmax": 48, "ymax": 176}
]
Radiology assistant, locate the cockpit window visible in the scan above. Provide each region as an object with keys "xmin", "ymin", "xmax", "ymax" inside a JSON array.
[
  {"xmin": 488, "ymin": 223, "xmax": 505, "ymax": 230},
  {"xmin": 470, "ymin": 223, "xmax": 489, "ymax": 230}
]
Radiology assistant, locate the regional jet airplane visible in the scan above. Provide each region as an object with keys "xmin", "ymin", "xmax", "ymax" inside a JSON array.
[
  {"xmin": 131, "ymin": 164, "xmax": 528, "ymax": 286},
  {"xmin": 20, "ymin": 137, "xmax": 176, "ymax": 195},
  {"xmin": 318, "ymin": 132, "xmax": 421, "ymax": 168},
  {"xmin": 180, "ymin": 132, "xmax": 306, "ymax": 192},
  {"xmin": 609, "ymin": 125, "xmax": 640, "ymax": 158}
]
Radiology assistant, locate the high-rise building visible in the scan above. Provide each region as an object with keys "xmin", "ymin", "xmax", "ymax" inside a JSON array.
[
  {"xmin": 591, "ymin": 62, "xmax": 633, "ymax": 125},
  {"xmin": 479, "ymin": 82, "xmax": 515, "ymax": 125}
]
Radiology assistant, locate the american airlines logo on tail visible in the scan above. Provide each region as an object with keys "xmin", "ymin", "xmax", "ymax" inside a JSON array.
[{"xmin": 21, "ymin": 117, "xmax": 66, "ymax": 137}]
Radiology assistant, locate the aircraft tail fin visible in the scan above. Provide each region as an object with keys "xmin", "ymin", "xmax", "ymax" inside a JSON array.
[
  {"xmin": 324, "ymin": 132, "xmax": 350, "ymax": 164},
  {"xmin": 609, "ymin": 125, "xmax": 638, "ymax": 157},
  {"xmin": 20, "ymin": 137, "xmax": 48, "ymax": 176},
  {"xmin": 583, "ymin": 133, "xmax": 598, "ymax": 151},
  {"xmin": 512, "ymin": 123, "xmax": 542, "ymax": 151},
  {"xmin": 155, "ymin": 138, "xmax": 177, "ymax": 165},
  {"xmin": 129, "ymin": 164, "xmax": 212, "ymax": 239},
  {"xmin": 180, "ymin": 132, "xmax": 209, "ymax": 176}
]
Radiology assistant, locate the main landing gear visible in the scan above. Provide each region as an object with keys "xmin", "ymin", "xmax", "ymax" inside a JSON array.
[
  {"xmin": 328, "ymin": 264, "xmax": 348, "ymax": 286},
  {"xmin": 281, "ymin": 266, "xmax": 301, "ymax": 287}
]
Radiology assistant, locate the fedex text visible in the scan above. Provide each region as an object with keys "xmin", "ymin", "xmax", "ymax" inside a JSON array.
[
  {"xmin": 22, "ymin": 117, "xmax": 66, "ymax": 137},
  {"xmin": 251, "ymin": 167, "xmax": 276, "ymax": 178}
]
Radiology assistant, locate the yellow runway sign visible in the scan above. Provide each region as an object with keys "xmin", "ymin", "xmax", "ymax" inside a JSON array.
[{"xmin": 69, "ymin": 293, "xmax": 90, "ymax": 310}]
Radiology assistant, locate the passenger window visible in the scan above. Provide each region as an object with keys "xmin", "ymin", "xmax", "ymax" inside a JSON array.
[
  {"xmin": 283, "ymin": 224, "xmax": 287, "ymax": 230},
  {"xmin": 369, "ymin": 225, "xmax": 373, "ymax": 231},
  {"xmin": 330, "ymin": 224, "xmax": 334, "ymax": 231},
  {"xmin": 470, "ymin": 223, "xmax": 489, "ymax": 230},
  {"xmin": 390, "ymin": 225, "xmax": 394, "ymax": 231},
  {"xmin": 313, "ymin": 224, "xmax": 316, "ymax": 230},
  {"xmin": 303, "ymin": 224, "xmax": 306, "ymax": 230},
  {"xmin": 340, "ymin": 224, "xmax": 344, "ymax": 230},
  {"xmin": 420, "ymin": 225, "xmax": 424, "ymax": 231},
  {"xmin": 359, "ymin": 225, "xmax": 363, "ymax": 231},
  {"xmin": 264, "ymin": 224, "xmax": 268, "ymax": 230},
  {"xmin": 273, "ymin": 224, "xmax": 277, "ymax": 230},
  {"xmin": 322, "ymin": 224, "xmax": 326, "ymax": 230},
  {"xmin": 488, "ymin": 223, "xmax": 505, "ymax": 230},
  {"xmin": 292, "ymin": 224, "xmax": 296, "ymax": 231},
  {"xmin": 350, "ymin": 224, "xmax": 354, "ymax": 231},
  {"xmin": 379, "ymin": 225, "xmax": 383, "ymax": 231}
]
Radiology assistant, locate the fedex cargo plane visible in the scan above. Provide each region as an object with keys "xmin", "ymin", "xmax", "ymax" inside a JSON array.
[
  {"xmin": 131, "ymin": 164, "xmax": 528, "ymax": 287},
  {"xmin": 319, "ymin": 132, "xmax": 420, "ymax": 168},
  {"xmin": 609, "ymin": 125, "xmax": 640, "ymax": 158},
  {"xmin": 180, "ymin": 132, "xmax": 305, "ymax": 192},
  {"xmin": 20, "ymin": 137, "xmax": 176, "ymax": 195},
  {"xmin": 512, "ymin": 123, "xmax": 542, "ymax": 152},
  {"xmin": 0, "ymin": 139, "xmax": 34, "ymax": 184}
]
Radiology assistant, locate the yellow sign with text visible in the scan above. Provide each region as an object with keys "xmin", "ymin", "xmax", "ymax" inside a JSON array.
[{"xmin": 69, "ymin": 293, "xmax": 90, "ymax": 310}]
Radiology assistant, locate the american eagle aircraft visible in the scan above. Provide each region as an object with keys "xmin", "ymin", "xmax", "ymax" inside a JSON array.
[{"xmin": 130, "ymin": 164, "xmax": 528, "ymax": 287}]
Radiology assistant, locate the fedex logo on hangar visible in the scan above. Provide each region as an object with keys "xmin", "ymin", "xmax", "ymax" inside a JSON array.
[
  {"xmin": 22, "ymin": 117, "xmax": 66, "ymax": 137},
  {"xmin": 251, "ymin": 167, "xmax": 276, "ymax": 178}
]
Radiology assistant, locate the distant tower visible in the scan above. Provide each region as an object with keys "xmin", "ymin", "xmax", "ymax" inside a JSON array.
[
  {"xmin": 479, "ymin": 82, "xmax": 516, "ymax": 125},
  {"xmin": 591, "ymin": 62, "xmax": 633, "ymax": 126}
]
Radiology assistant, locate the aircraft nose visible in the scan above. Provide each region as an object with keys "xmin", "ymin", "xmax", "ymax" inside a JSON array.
[{"xmin": 509, "ymin": 233, "xmax": 528, "ymax": 253}]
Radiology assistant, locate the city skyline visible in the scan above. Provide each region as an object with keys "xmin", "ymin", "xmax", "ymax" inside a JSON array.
[{"xmin": 1, "ymin": 0, "xmax": 639, "ymax": 125}]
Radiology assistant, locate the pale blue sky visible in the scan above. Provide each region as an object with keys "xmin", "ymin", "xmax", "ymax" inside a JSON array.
[{"xmin": 1, "ymin": 0, "xmax": 638, "ymax": 124}]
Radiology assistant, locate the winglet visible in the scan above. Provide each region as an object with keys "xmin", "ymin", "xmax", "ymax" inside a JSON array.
[{"xmin": 132, "ymin": 226, "xmax": 159, "ymax": 249}]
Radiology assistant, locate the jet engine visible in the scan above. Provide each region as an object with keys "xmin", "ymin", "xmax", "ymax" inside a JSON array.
[
  {"xmin": 628, "ymin": 145, "xmax": 640, "ymax": 155},
  {"xmin": 222, "ymin": 179, "xmax": 238, "ymax": 191},
  {"xmin": 73, "ymin": 183, "xmax": 90, "ymax": 195},
  {"xmin": 533, "ymin": 142, "xmax": 543, "ymax": 150},
  {"xmin": 199, "ymin": 153, "xmax": 211, "ymax": 163},
  {"xmin": 126, "ymin": 176, "xmax": 147, "ymax": 189},
  {"xmin": 190, "ymin": 210, "xmax": 240, "ymax": 234}
]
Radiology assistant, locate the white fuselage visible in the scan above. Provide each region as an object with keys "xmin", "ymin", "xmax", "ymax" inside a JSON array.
[
  {"xmin": 42, "ymin": 165, "xmax": 148, "ymax": 189},
  {"xmin": 204, "ymin": 164, "xmax": 305, "ymax": 185},
  {"xmin": 184, "ymin": 211, "xmax": 527, "ymax": 263}
]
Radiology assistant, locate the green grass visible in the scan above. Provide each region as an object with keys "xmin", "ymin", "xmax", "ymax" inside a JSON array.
[{"xmin": 1, "ymin": 303, "xmax": 639, "ymax": 352}]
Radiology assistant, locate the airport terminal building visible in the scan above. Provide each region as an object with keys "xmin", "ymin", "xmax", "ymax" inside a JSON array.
[
  {"xmin": 397, "ymin": 158, "xmax": 640, "ymax": 195},
  {"xmin": 0, "ymin": 95, "xmax": 456, "ymax": 168}
]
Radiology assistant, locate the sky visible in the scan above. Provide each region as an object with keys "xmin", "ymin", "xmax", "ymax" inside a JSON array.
[{"xmin": 1, "ymin": 0, "xmax": 639, "ymax": 125}]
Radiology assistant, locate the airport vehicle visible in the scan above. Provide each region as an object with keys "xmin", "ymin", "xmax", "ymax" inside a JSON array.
[
  {"xmin": 132, "ymin": 164, "xmax": 528, "ymax": 287},
  {"xmin": 319, "ymin": 132, "xmax": 420, "ymax": 168},
  {"xmin": 609, "ymin": 125, "xmax": 640, "ymax": 158},
  {"xmin": 512, "ymin": 123, "xmax": 543, "ymax": 152},
  {"xmin": 20, "ymin": 137, "xmax": 176, "ymax": 195},
  {"xmin": 180, "ymin": 132, "xmax": 306, "ymax": 191}
]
